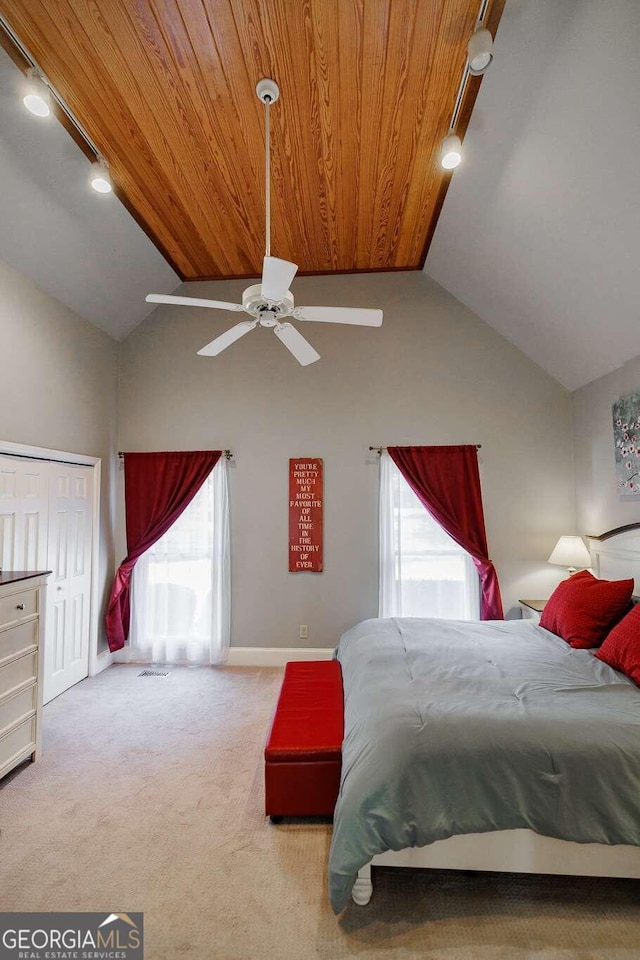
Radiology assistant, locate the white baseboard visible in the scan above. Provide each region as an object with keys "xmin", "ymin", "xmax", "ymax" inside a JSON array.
[
  {"xmin": 108, "ymin": 646, "xmax": 334, "ymax": 668},
  {"xmin": 225, "ymin": 646, "xmax": 335, "ymax": 667}
]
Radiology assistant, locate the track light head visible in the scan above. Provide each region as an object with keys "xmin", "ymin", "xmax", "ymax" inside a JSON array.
[
  {"xmin": 440, "ymin": 132, "xmax": 462, "ymax": 170},
  {"xmin": 23, "ymin": 68, "xmax": 51, "ymax": 118},
  {"xmin": 468, "ymin": 25, "xmax": 493, "ymax": 75},
  {"xmin": 90, "ymin": 158, "xmax": 112, "ymax": 194}
]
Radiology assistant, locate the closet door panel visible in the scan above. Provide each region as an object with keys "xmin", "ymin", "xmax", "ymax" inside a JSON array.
[
  {"xmin": 44, "ymin": 464, "xmax": 93, "ymax": 703},
  {"xmin": 0, "ymin": 455, "xmax": 93, "ymax": 705},
  {"xmin": 0, "ymin": 457, "xmax": 48, "ymax": 570}
]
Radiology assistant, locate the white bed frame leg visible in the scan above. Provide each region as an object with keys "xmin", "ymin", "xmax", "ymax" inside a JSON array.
[{"xmin": 352, "ymin": 864, "xmax": 373, "ymax": 905}]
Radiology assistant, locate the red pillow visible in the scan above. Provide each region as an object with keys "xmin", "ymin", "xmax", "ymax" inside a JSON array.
[
  {"xmin": 538, "ymin": 570, "xmax": 591, "ymax": 637},
  {"xmin": 539, "ymin": 570, "xmax": 633, "ymax": 649},
  {"xmin": 596, "ymin": 604, "xmax": 640, "ymax": 684}
]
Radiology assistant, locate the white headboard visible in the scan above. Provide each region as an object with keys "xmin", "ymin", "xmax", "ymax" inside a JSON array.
[{"xmin": 588, "ymin": 525, "xmax": 640, "ymax": 596}]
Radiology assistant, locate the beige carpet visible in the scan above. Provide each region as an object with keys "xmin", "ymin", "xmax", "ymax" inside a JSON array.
[{"xmin": 1, "ymin": 664, "xmax": 638, "ymax": 960}]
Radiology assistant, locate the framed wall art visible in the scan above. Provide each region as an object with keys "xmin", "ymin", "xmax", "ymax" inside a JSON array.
[
  {"xmin": 612, "ymin": 394, "xmax": 640, "ymax": 500},
  {"xmin": 289, "ymin": 458, "xmax": 323, "ymax": 572}
]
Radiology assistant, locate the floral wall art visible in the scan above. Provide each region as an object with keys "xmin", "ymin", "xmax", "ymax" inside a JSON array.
[{"xmin": 612, "ymin": 394, "xmax": 640, "ymax": 500}]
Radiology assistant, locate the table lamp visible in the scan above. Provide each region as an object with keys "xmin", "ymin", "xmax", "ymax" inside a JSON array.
[{"xmin": 548, "ymin": 535, "xmax": 591, "ymax": 575}]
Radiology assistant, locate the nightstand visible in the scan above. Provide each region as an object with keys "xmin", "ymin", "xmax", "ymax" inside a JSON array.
[{"xmin": 519, "ymin": 599, "xmax": 546, "ymax": 623}]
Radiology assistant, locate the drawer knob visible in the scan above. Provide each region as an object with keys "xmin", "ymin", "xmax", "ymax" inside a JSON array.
[{"xmin": 16, "ymin": 603, "xmax": 25, "ymax": 611}]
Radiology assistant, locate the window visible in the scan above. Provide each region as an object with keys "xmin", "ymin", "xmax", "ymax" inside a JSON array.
[
  {"xmin": 379, "ymin": 453, "xmax": 479, "ymax": 620},
  {"xmin": 130, "ymin": 462, "xmax": 230, "ymax": 663}
]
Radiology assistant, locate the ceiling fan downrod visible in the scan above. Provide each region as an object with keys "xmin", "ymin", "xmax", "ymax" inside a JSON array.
[{"xmin": 256, "ymin": 79, "xmax": 280, "ymax": 259}]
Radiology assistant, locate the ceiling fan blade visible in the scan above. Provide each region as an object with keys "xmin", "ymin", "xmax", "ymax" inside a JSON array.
[
  {"xmin": 146, "ymin": 294, "xmax": 244, "ymax": 312},
  {"xmin": 274, "ymin": 323, "xmax": 320, "ymax": 366},
  {"xmin": 294, "ymin": 305, "xmax": 383, "ymax": 326},
  {"xmin": 261, "ymin": 256, "xmax": 298, "ymax": 302},
  {"xmin": 197, "ymin": 321, "xmax": 257, "ymax": 357}
]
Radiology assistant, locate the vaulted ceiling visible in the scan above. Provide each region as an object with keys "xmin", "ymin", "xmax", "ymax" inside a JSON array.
[
  {"xmin": 425, "ymin": 0, "xmax": 640, "ymax": 391},
  {"xmin": 2, "ymin": 1, "xmax": 639, "ymax": 393},
  {"xmin": 0, "ymin": 0, "xmax": 504, "ymax": 282}
]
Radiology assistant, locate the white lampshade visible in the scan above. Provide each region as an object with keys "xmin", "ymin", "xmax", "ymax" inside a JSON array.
[{"xmin": 548, "ymin": 536, "xmax": 591, "ymax": 572}]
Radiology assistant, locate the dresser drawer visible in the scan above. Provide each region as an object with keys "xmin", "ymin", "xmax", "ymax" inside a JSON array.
[
  {"xmin": 0, "ymin": 620, "xmax": 38, "ymax": 666},
  {"xmin": 0, "ymin": 587, "xmax": 38, "ymax": 629},
  {"xmin": 0, "ymin": 684, "xmax": 36, "ymax": 738},
  {"xmin": 0, "ymin": 715, "xmax": 36, "ymax": 776},
  {"xmin": 0, "ymin": 650, "xmax": 38, "ymax": 696}
]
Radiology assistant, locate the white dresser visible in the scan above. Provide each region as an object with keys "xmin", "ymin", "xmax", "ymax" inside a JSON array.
[{"xmin": 0, "ymin": 572, "xmax": 49, "ymax": 780}]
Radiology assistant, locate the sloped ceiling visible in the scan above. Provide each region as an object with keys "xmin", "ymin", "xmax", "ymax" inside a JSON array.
[
  {"xmin": 425, "ymin": 0, "xmax": 640, "ymax": 392},
  {"xmin": 0, "ymin": 44, "xmax": 178, "ymax": 339},
  {"xmin": 0, "ymin": 0, "xmax": 504, "ymax": 281},
  {"xmin": 3, "ymin": 0, "xmax": 637, "ymax": 385}
]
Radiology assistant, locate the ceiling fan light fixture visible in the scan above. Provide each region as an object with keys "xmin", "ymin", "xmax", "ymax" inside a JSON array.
[
  {"xmin": 467, "ymin": 25, "xmax": 493, "ymax": 75},
  {"xmin": 90, "ymin": 158, "xmax": 112, "ymax": 194},
  {"xmin": 146, "ymin": 77, "xmax": 382, "ymax": 364},
  {"xmin": 23, "ymin": 68, "xmax": 51, "ymax": 117},
  {"xmin": 440, "ymin": 132, "xmax": 462, "ymax": 170}
]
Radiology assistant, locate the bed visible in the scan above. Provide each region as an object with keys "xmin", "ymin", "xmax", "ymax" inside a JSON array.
[{"xmin": 328, "ymin": 528, "xmax": 640, "ymax": 913}]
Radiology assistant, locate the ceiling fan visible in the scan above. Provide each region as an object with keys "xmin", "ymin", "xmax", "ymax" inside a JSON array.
[{"xmin": 146, "ymin": 79, "xmax": 383, "ymax": 366}]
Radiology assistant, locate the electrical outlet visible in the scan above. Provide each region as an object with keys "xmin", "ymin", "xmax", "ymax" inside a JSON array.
[{"xmin": 299, "ymin": 624, "xmax": 309, "ymax": 640}]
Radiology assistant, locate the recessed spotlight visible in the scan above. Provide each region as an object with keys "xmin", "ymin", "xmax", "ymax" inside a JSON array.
[
  {"xmin": 440, "ymin": 132, "xmax": 462, "ymax": 170},
  {"xmin": 23, "ymin": 68, "xmax": 50, "ymax": 118},
  {"xmin": 468, "ymin": 25, "xmax": 493, "ymax": 76},
  {"xmin": 90, "ymin": 159, "xmax": 112, "ymax": 194}
]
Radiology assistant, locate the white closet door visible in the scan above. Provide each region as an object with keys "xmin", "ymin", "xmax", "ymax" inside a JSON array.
[
  {"xmin": 44, "ymin": 464, "xmax": 94, "ymax": 704},
  {"xmin": 0, "ymin": 456, "xmax": 48, "ymax": 571}
]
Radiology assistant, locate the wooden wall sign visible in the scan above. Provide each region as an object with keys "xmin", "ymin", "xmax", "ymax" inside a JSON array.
[{"xmin": 289, "ymin": 458, "xmax": 323, "ymax": 572}]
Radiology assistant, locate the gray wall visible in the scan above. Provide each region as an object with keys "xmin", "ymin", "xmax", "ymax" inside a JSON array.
[
  {"xmin": 118, "ymin": 270, "xmax": 575, "ymax": 648},
  {"xmin": 0, "ymin": 260, "xmax": 119, "ymax": 650},
  {"xmin": 573, "ymin": 357, "xmax": 640, "ymax": 535}
]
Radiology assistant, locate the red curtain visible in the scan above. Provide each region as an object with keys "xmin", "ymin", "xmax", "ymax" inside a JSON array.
[
  {"xmin": 105, "ymin": 450, "xmax": 222, "ymax": 652},
  {"xmin": 387, "ymin": 445, "xmax": 503, "ymax": 620}
]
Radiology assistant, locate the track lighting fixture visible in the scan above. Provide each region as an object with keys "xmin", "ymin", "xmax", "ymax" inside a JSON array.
[
  {"xmin": 22, "ymin": 67, "xmax": 50, "ymax": 118},
  {"xmin": 89, "ymin": 158, "xmax": 112, "ymax": 194},
  {"xmin": 467, "ymin": 24, "xmax": 493, "ymax": 75},
  {"xmin": 440, "ymin": 132, "xmax": 462, "ymax": 170},
  {"xmin": 438, "ymin": 4, "xmax": 493, "ymax": 171},
  {"xmin": 3, "ymin": 14, "xmax": 118, "ymax": 199}
]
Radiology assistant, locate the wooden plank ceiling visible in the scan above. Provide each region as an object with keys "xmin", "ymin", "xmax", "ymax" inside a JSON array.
[{"xmin": 0, "ymin": 0, "xmax": 504, "ymax": 281}]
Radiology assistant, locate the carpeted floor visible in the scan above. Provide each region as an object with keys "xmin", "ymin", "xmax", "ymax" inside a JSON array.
[{"xmin": 1, "ymin": 664, "xmax": 638, "ymax": 960}]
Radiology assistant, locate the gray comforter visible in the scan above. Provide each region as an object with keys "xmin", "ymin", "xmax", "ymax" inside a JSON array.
[{"xmin": 329, "ymin": 617, "xmax": 640, "ymax": 912}]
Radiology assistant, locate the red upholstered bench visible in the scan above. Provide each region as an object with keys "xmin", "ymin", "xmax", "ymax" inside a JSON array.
[{"xmin": 265, "ymin": 660, "xmax": 344, "ymax": 821}]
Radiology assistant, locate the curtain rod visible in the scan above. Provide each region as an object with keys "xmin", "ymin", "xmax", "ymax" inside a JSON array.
[
  {"xmin": 118, "ymin": 450, "xmax": 233, "ymax": 460},
  {"xmin": 369, "ymin": 444, "xmax": 481, "ymax": 455}
]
